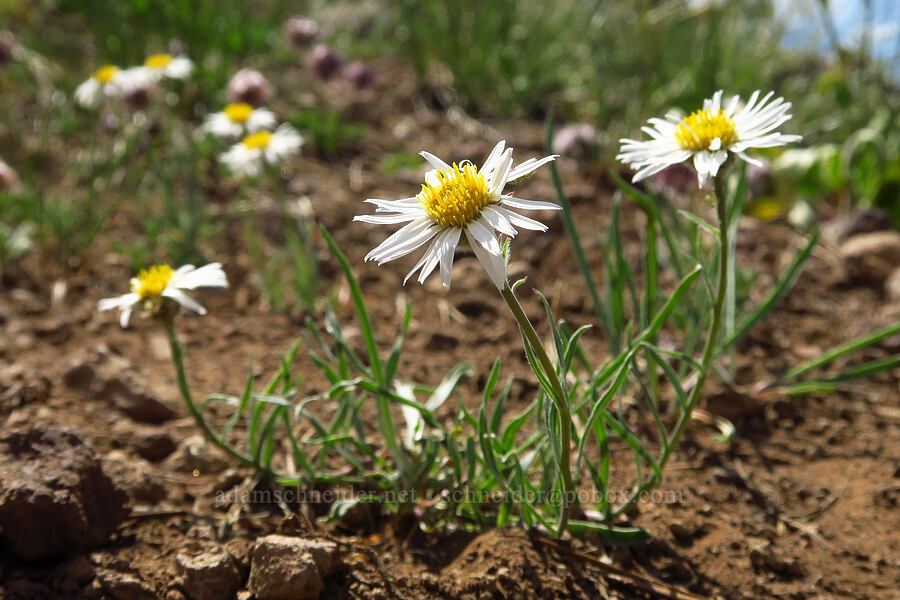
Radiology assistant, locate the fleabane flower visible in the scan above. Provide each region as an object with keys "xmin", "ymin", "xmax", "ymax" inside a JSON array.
[
  {"xmin": 618, "ymin": 90, "xmax": 801, "ymax": 187},
  {"xmin": 74, "ymin": 65, "xmax": 124, "ymax": 108},
  {"xmin": 143, "ymin": 53, "xmax": 194, "ymax": 81},
  {"xmin": 98, "ymin": 263, "xmax": 228, "ymax": 328},
  {"xmin": 219, "ymin": 124, "xmax": 303, "ymax": 177},
  {"xmin": 201, "ymin": 103, "xmax": 276, "ymax": 139},
  {"xmin": 354, "ymin": 140, "xmax": 559, "ymax": 291}
]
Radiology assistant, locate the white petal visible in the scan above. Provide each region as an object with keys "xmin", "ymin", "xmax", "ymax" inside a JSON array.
[
  {"xmin": 247, "ymin": 109, "xmax": 276, "ymax": 132},
  {"xmin": 487, "ymin": 148, "xmax": 514, "ymax": 195},
  {"xmin": 403, "ymin": 233, "xmax": 442, "ymax": 285},
  {"xmin": 480, "ymin": 140, "xmax": 507, "ymax": 175},
  {"xmin": 120, "ymin": 306, "xmax": 134, "ymax": 328},
  {"xmin": 171, "ymin": 263, "xmax": 228, "ymax": 290},
  {"xmin": 439, "ymin": 227, "xmax": 462, "ymax": 290},
  {"xmin": 365, "ymin": 219, "xmax": 440, "ymax": 263},
  {"xmin": 494, "ymin": 206, "xmax": 548, "ymax": 232},
  {"xmin": 165, "ymin": 57, "xmax": 194, "ymax": 79},
  {"xmin": 74, "ymin": 79, "xmax": 101, "ymax": 108},
  {"xmin": 466, "ymin": 217, "xmax": 502, "ymax": 256},
  {"xmin": 162, "ymin": 288, "xmax": 207, "ymax": 314},
  {"xmin": 499, "ymin": 195, "xmax": 559, "ymax": 211},
  {"xmin": 481, "ymin": 206, "xmax": 518, "ymax": 237},
  {"xmin": 507, "ymin": 154, "xmax": 558, "ymax": 181},
  {"xmin": 465, "ymin": 227, "xmax": 507, "ymax": 290},
  {"xmin": 354, "ymin": 213, "xmax": 422, "ymax": 225},
  {"xmin": 420, "ymin": 151, "xmax": 451, "ymax": 171}
]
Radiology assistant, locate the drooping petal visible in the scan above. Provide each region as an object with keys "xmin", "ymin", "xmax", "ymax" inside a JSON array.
[
  {"xmin": 465, "ymin": 227, "xmax": 507, "ymax": 290},
  {"xmin": 481, "ymin": 205, "xmax": 518, "ymax": 237},
  {"xmin": 364, "ymin": 218, "xmax": 440, "ymax": 264},
  {"xmin": 438, "ymin": 227, "xmax": 462, "ymax": 290},
  {"xmin": 162, "ymin": 287, "xmax": 207, "ymax": 314},
  {"xmin": 494, "ymin": 206, "xmax": 548, "ymax": 232},
  {"xmin": 465, "ymin": 217, "xmax": 502, "ymax": 256}
]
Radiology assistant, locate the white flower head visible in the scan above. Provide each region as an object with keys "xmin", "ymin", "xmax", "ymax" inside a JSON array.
[
  {"xmin": 74, "ymin": 65, "xmax": 124, "ymax": 108},
  {"xmin": 200, "ymin": 103, "xmax": 276, "ymax": 139},
  {"xmin": 354, "ymin": 140, "xmax": 559, "ymax": 291},
  {"xmin": 219, "ymin": 123, "xmax": 303, "ymax": 177},
  {"xmin": 143, "ymin": 53, "xmax": 194, "ymax": 81},
  {"xmin": 98, "ymin": 263, "xmax": 228, "ymax": 328},
  {"xmin": 617, "ymin": 90, "xmax": 802, "ymax": 187}
]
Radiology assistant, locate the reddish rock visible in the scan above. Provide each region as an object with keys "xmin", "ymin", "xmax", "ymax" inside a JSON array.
[
  {"xmin": 0, "ymin": 427, "xmax": 128, "ymax": 561},
  {"xmin": 247, "ymin": 535, "xmax": 339, "ymax": 600}
]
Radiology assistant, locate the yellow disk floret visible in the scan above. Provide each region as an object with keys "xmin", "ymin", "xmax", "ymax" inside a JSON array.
[
  {"xmin": 242, "ymin": 130, "xmax": 272, "ymax": 150},
  {"xmin": 418, "ymin": 163, "xmax": 491, "ymax": 228},
  {"xmin": 224, "ymin": 103, "xmax": 254, "ymax": 123},
  {"xmin": 94, "ymin": 65, "xmax": 119, "ymax": 84},
  {"xmin": 145, "ymin": 53, "xmax": 173, "ymax": 69},
  {"xmin": 131, "ymin": 264, "xmax": 174, "ymax": 299},
  {"xmin": 675, "ymin": 109, "xmax": 737, "ymax": 152}
]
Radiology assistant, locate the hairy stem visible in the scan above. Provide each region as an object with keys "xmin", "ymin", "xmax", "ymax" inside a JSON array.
[{"xmin": 500, "ymin": 283, "xmax": 574, "ymax": 535}]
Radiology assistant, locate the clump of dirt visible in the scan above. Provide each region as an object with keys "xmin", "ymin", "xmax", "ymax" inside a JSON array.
[{"xmin": 0, "ymin": 427, "xmax": 128, "ymax": 562}]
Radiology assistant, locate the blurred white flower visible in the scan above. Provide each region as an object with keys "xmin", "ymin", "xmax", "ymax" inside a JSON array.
[
  {"xmin": 98, "ymin": 263, "xmax": 228, "ymax": 328},
  {"xmin": 354, "ymin": 140, "xmax": 559, "ymax": 291},
  {"xmin": 200, "ymin": 103, "xmax": 276, "ymax": 139},
  {"xmin": 219, "ymin": 124, "xmax": 303, "ymax": 177},
  {"xmin": 74, "ymin": 65, "xmax": 124, "ymax": 108},
  {"xmin": 143, "ymin": 53, "xmax": 194, "ymax": 81},
  {"xmin": 618, "ymin": 90, "xmax": 801, "ymax": 187}
]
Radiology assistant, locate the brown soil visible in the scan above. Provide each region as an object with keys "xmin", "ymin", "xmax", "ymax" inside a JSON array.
[{"xmin": 2, "ymin": 60, "xmax": 899, "ymax": 600}]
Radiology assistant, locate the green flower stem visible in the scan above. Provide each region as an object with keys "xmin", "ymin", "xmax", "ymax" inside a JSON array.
[
  {"xmin": 662, "ymin": 174, "xmax": 729, "ymax": 462},
  {"xmin": 162, "ymin": 316, "xmax": 258, "ymax": 469},
  {"xmin": 606, "ymin": 174, "xmax": 731, "ymax": 521},
  {"xmin": 500, "ymin": 283, "xmax": 574, "ymax": 535}
]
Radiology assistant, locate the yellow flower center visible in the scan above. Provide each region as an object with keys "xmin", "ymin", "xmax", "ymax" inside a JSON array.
[
  {"xmin": 242, "ymin": 130, "xmax": 272, "ymax": 150},
  {"xmin": 418, "ymin": 163, "xmax": 491, "ymax": 228},
  {"xmin": 145, "ymin": 53, "xmax": 173, "ymax": 69},
  {"xmin": 223, "ymin": 103, "xmax": 254, "ymax": 123},
  {"xmin": 675, "ymin": 109, "xmax": 737, "ymax": 152},
  {"xmin": 94, "ymin": 65, "xmax": 119, "ymax": 84},
  {"xmin": 131, "ymin": 264, "xmax": 174, "ymax": 299}
]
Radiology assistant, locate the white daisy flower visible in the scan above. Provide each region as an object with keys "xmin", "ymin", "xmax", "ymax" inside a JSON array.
[
  {"xmin": 98, "ymin": 263, "xmax": 228, "ymax": 328},
  {"xmin": 354, "ymin": 140, "xmax": 559, "ymax": 291},
  {"xmin": 200, "ymin": 103, "xmax": 276, "ymax": 139},
  {"xmin": 219, "ymin": 124, "xmax": 303, "ymax": 177},
  {"xmin": 617, "ymin": 90, "xmax": 802, "ymax": 187},
  {"xmin": 143, "ymin": 53, "xmax": 194, "ymax": 81},
  {"xmin": 74, "ymin": 65, "xmax": 124, "ymax": 108}
]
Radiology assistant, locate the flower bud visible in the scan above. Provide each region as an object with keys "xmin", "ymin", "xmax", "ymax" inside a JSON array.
[
  {"xmin": 551, "ymin": 123, "xmax": 603, "ymax": 157},
  {"xmin": 650, "ymin": 163, "xmax": 695, "ymax": 194},
  {"xmin": 284, "ymin": 17, "xmax": 320, "ymax": 48},
  {"xmin": 0, "ymin": 31, "xmax": 18, "ymax": 67},
  {"xmin": 343, "ymin": 61, "xmax": 372, "ymax": 90},
  {"xmin": 227, "ymin": 68, "xmax": 273, "ymax": 107},
  {"xmin": 0, "ymin": 160, "xmax": 22, "ymax": 193},
  {"xmin": 305, "ymin": 44, "xmax": 344, "ymax": 81}
]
